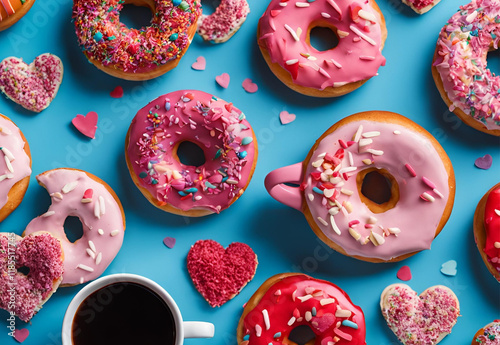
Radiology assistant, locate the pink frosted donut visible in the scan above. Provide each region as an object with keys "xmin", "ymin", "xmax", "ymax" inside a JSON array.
[
  {"xmin": 0, "ymin": 231, "xmax": 64, "ymax": 322},
  {"xmin": 126, "ymin": 90, "xmax": 258, "ymax": 217},
  {"xmin": 258, "ymin": 0, "xmax": 387, "ymax": 97},
  {"xmin": 197, "ymin": 0, "xmax": 250, "ymax": 43},
  {"xmin": 72, "ymin": 0, "xmax": 202, "ymax": 80},
  {"xmin": 433, "ymin": 0, "xmax": 500, "ymax": 136},
  {"xmin": 0, "ymin": 114, "xmax": 31, "ymax": 223},
  {"xmin": 24, "ymin": 169, "xmax": 126, "ymax": 286}
]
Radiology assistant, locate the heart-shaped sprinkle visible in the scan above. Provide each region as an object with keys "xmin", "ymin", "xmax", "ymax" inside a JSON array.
[
  {"xmin": 14, "ymin": 328, "xmax": 29, "ymax": 343},
  {"xmin": 242, "ymin": 78, "xmax": 258, "ymax": 93},
  {"xmin": 396, "ymin": 265, "xmax": 412, "ymax": 281},
  {"xmin": 191, "ymin": 56, "xmax": 206, "ymax": 71},
  {"xmin": 475, "ymin": 154, "xmax": 493, "ymax": 170},
  {"xmin": 380, "ymin": 284, "xmax": 460, "ymax": 345},
  {"xmin": 279, "ymin": 110, "xmax": 296, "ymax": 125},
  {"xmin": 440, "ymin": 260, "xmax": 457, "ymax": 276},
  {"xmin": 163, "ymin": 236, "xmax": 176, "ymax": 249},
  {"xmin": 187, "ymin": 239, "xmax": 258, "ymax": 307},
  {"xmin": 215, "ymin": 73, "xmax": 230, "ymax": 89},
  {"xmin": 72, "ymin": 111, "xmax": 98, "ymax": 139},
  {"xmin": 110, "ymin": 86, "xmax": 124, "ymax": 98},
  {"xmin": 0, "ymin": 53, "xmax": 63, "ymax": 112}
]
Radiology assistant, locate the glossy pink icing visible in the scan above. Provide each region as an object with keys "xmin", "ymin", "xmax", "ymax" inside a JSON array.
[
  {"xmin": 0, "ymin": 115, "xmax": 31, "ymax": 211},
  {"xmin": 302, "ymin": 119, "xmax": 450, "ymax": 261},
  {"xmin": 24, "ymin": 169, "xmax": 125, "ymax": 285},
  {"xmin": 258, "ymin": 0, "xmax": 386, "ymax": 90},
  {"xmin": 240, "ymin": 274, "xmax": 366, "ymax": 345},
  {"xmin": 197, "ymin": 0, "xmax": 250, "ymax": 42},
  {"xmin": 474, "ymin": 320, "xmax": 500, "ymax": 344},
  {"xmin": 127, "ymin": 90, "xmax": 257, "ymax": 214},
  {"xmin": 434, "ymin": 0, "xmax": 500, "ymax": 132},
  {"xmin": 484, "ymin": 186, "xmax": 500, "ymax": 275},
  {"xmin": 0, "ymin": 232, "xmax": 64, "ymax": 322}
]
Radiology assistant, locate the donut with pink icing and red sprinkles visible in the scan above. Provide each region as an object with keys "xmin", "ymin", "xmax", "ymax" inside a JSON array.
[
  {"xmin": 72, "ymin": 0, "xmax": 201, "ymax": 81},
  {"xmin": 433, "ymin": 0, "xmax": 500, "ymax": 136},
  {"xmin": 197, "ymin": 0, "xmax": 250, "ymax": 43},
  {"xmin": 472, "ymin": 320, "xmax": 500, "ymax": 345}
]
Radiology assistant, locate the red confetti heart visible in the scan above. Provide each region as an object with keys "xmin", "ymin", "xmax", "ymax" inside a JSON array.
[
  {"xmin": 242, "ymin": 78, "xmax": 258, "ymax": 93},
  {"xmin": 215, "ymin": 73, "xmax": 230, "ymax": 89},
  {"xmin": 14, "ymin": 328, "xmax": 29, "ymax": 343},
  {"xmin": 191, "ymin": 56, "xmax": 206, "ymax": 71},
  {"xmin": 72, "ymin": 111, "xmax": 98, "ymax": 139},
  {"xmin": 396, "ymin": 265, "xmax": 412, "ymax": 281},
  {"xmin": 163, "ymin": 236, "xmax": 176, "ymax": 249},
  {"xmin": 110, "ymin": 86, "xmax": 124, "ymax": 98},
  {"xmin": 187, "ymin": 240, "xmax": 258, "ymax": 307}
]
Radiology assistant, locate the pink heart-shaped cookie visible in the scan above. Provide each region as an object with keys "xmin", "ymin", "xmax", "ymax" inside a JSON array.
[
  {"xmin": 279, "ymin": 110, "xmax": 296, "ymax": 125},
  {"xmin": 14, "ymin": 328, "xmax": 29, "ymax": 343},
  {"xmin": 242, "ymin": 78, "xmax": 258, "ymax": 93},
  {"xmin": 187, "ymin": 240, "xmax": 258, "ymax": 307},
  {"xmin": 0, "ymin": 54, "xmax": 63, "ymax": 112},
  {"xmin": 0, "ymin": 232, "xmax": 64, "ymax": 322},
  {"xmin": 72, "ymin": 111, "xmax": 98, "ymax": 139},
  {"xmin": 215, "ymin": 73, "xmax": 230, "ymax": 89},
  {"xmin": 191, "ymin": 56, "xmax": 206, "ymax": 71},
  {"xmin": 380, "ymin": 284, "xmax": 460, "ymax": 345}
]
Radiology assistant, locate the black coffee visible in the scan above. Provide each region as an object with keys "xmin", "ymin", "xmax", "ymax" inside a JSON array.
[{"xmin": 72, "ymin": 282, "xmax": 176, "ymax": 345}]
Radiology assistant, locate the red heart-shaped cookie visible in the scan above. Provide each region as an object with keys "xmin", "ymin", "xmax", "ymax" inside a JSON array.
[
  {"xmin": 0, "ymin": 54, "xmax": 63, "ymax": 112},
  {"xmin": 72, "ymin": 111, "xmax": 98, "ymax": 139},
  {"xmin": 187, "ymin": 240, "xmax": 258, "ymax": 307},
  {"xmin": 380, "ymin": 284, "xmax": 460, "ymax": 345},
  {"xmin": 0, "ymin": 232, "xmax": 64, "ymax": 322}
]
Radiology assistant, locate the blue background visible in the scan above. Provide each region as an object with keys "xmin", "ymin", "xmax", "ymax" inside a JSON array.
[{"xmin": 0, "ymin": 0, "xmax": 499, "ymax": 344}]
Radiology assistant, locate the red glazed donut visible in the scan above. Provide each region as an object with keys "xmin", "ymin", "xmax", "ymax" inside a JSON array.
[
  {"xmin": 0, "ymin": 0, "xmax": 36, "ymax": 31},
  {"xmin": 237, "ymin": 273, "xmax": 366, "ymax": 345}
]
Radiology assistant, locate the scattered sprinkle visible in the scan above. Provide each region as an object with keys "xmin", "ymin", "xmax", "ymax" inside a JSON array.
[{"xmin": 397, "ymin": 265, "xmax": 412, "ymax": 281}]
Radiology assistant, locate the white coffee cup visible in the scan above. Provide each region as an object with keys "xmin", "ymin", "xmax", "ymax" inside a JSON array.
[{"xmin": 62, "ymin": 273, "xmax": 214, "ymax": 344}]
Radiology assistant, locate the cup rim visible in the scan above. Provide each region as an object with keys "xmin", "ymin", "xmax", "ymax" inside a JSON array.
[{"xmin": 61, "ymin": 273, "xmax": 183, "ymax": 345}]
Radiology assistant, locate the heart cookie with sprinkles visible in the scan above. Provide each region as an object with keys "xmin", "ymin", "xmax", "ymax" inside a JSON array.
[
  {"xmin": 0, "ymin": 53, "xmax": 63, "ymax": 112},
  {"xmin": 380, "ymin": 283, "xmax": 460, "ymax": 345},
  {"xmin": 187, "ymin": 240, "xmax": 258, "ymax": 307}
]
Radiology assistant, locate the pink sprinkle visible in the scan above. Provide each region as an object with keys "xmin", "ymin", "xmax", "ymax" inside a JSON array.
[
  {"xmin": 365, "ymin": 224, "xmax": 374, "ymax": 229},
  {"xmin": 293, "ymin": 308, "xmax": 300, "ymax": 318},
  {"xmin": 110, "ymin": 86, "xmax": 124, "ymax": 98},
  {"xmin": 422, "ymin": 176, "xmax": 436, "ymax": 189},
  {"xmin": 405, "ymin": 163, "xmax": 417, "ymax": 177},
  {"xmin": 397, "ymin": 265, "xmax": 412, "ymax": 281},
  {"xmin": 334, "ymin": 328, "xmax": 352, "ymax": 341},
  {"xmin": 348, "ymin": 220, "xmax": 360, "ymax": 227},
  {"xmin": 339, "ymin": 139, "xmax": 348, "ymax": 149}
]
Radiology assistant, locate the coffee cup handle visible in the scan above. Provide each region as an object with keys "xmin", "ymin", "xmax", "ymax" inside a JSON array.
[
  {"xmin": 264, "ymin": 162, "xmax": 304, "ymax": 211},
  {"xmin": 183, "ymin": 321, "xmax": 215, "ymax": 339}
]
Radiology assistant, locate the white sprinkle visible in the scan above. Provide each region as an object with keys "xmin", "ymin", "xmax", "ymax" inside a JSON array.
[
  {"xmin": 370, "ymin": 231, "xmax": 385, "ymax": 246},
  {"xmin": 349, "ymin": 227, "xmax": 361, "ymax": 241},
  {"xmin": 466, "ymin": 10, "xmax": 478, "ymax": 22},
  {"xmin": 324, "ymin": 189, "xmax": 334, "ymax": 198},
  {"xmin": 4, "ymin": 155, "xmax": 13, "ymax": 173},
  {"xmin": 348, "ymin": 151, "xmax": 354, "ymax": 166},
  {"xmin": 298, "ymin": 295, "xmax": 313, "ymax": 302},
  {"xmin": 354, "ymin": 125, "xmax": 363, "ymax": 142},
  {"xmin": 305, "ymin": 311, "xmax": 312, "ymax": 321},
  {"xmin": 359, "ymin": 138, "xmax": 373, "ymax": 147},
  {"xmin": 42, "ymin": 211, "xmax": 55, "ymax": 217},
  {"xmin": 362, "ymin": 131, "xmax": 380, "ymax": 138},
  {"xmin": 393, "ymin": 130, "xmax": 401, "ymax": 135},
  {"xmin": 421, "ymin": 192, "xmax": 435, "ymax": 202},
  {"xmin": 279, "ymin": 1, "xmax": 287, "ymax": 6},
  {"xmin": 1, "ymin": 147, "xmax": 15, "ymax": 161},
  {"xmin": 0, "ymin": 127, "xmax": 12, "ymax": 135},
  {"xmin": 320, "ymin": 298, "xmax": 336, "ymax": 306},
  {"xmin": 326, "ymin": 0, "xmax": 342, "ymax": 16},
  {"xmin": 328, "ymin": 58, "xmax": 342, "ymax": 68},
  {"xmin": 495, "ymin": 209, "xmax": 500, "ymax": 217},
  {"xmin": 88, "ymin": 240, "xmax": 96, "ymax": 253},
  {"xmin": 341, "ymin": 188, "xmax": 354, "ymax": 196},
  {"xmin": 269, "ymin": 17, "xmax": 276, "ymax": 31},
  {"xmin": 330, "ymin": 215, "xmax": 341, "ymax": 235},
  {"xmin": 263, "ymin": 309, "xmax": 270, "ymax": 330},
  {"xmin": 62, "ymin": 181, "xmax": 78, "ymax": 194},
  {"xmin": 349, "ymin": 25, "xmax": 376, "ymax": 45},
  {"xmin": 99, "ymin": 196, "xmax": 106, "ymax": 215},
  {"xmin": 337, "ymin": 29, "xmax": 349, "ymax": 38},
  {"xmin": 367, "ymin": 216, "xmax": 378, "ymax": 224},
  {"xmin": 77, "ymin": 264, "xmax": 94, "ymax": 272},
  {"xmin": 308, "ymin": 193, "xmax": 314, "ymax": 201},
  {"xmin": 51, "ymin": 192, "xmax": 63, "ymax": 200},
  {"xmin": 388, "ymin": 227, "xmax": 401, "ymax": 235},
  {"xmin": 255, "ymin": 324, "xmax": 262, "ymax": 337},
  {"xmin": 110, "ymin": 230, "xmax": 120, "ymax": 237},
  {"xmin": 98, "ymin": 229, "xmax": 104, "ymax": 236},
  {"xmin": 433, "ymin": 188, "xmax": 444, "ymax": 198},
  {"xmin": 194, "ymin": 195, "xmax": 202, "ymax": 201},
  {"xmin": 367, "ymin": 148, "xmax": 384, "ymax": 156},
  {"xmin": 317, "ymin": 152, "xmax": 327, "ymax": 158},
  {"xmin": 286, "ymin": 59, "xmax": 299, "ymax": 65},
  {"xmin": 284, "ymin": 24, "xmax": 300, "ymax": 41},
  {"xmin": 328, "ymin": 207, "xmax": 340, "ymax": 216},
  {"xmin": 317, "ymin": 217, "xmax": 328, "ymax": 226},
  {"xmin": 335, "ymin": 309, "xmax": 352, "ymax": 318},
  {"xmin": 226, "ymin": 179, "xmax": 238, "ymax": 185},
  {"xmin": 80, "ymin": 277, "xmax": 85, "ymax": 284},
  {"xmin": 86, "ymin": 248, "xmax": 96, "ymax": 259},
  {"xmin": 95, "ymin": 252, "xmax": 102, "ymax": 265},
  {"xmin": 494, "ymin": 242, "xmax": 500, "ymax": 249},
  {"xmin": 339, "ymin": 167, "xmax": 357, "ymax": 174},
  {"xmin": 312, "ymin": 159, "xmax": 324, "ymax": 168},
  {"xmin": 296, "ymin": 1, "xmax": 310, "ymax": 7},
  {"xmin": 333, "ymin": 82, "xmax": 348, "ymax": 87},
  {"xmin": 358, "ymin": 9, "xmax": 377, "ymax": 22},
  {"xmin": 94, "ymin": 200, "xmax": 101, "ymax": 219},
  {"xmin": 321, "ymin": 12, "xmax": 331, "ymax": 18},
  {"xmin": 287, "ymin": 316, "xmax": 296, "ymax": 326},
  {"xmin": 0, "ymin": 175, "xmax": 7, "ymax": 182}
]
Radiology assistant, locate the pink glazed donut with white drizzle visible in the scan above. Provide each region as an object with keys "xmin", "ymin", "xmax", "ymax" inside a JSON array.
[
  {"xmin": 24, "ymin": 168, "xmax": 126, "ymax": 286},
  {"xmin": 258, "ymin": 0, "xmax": 387, "ymax": 97},
  {"xmin": 265, "ymin": 111, "xmax": 455, "ymax": 263},
  {"xmin": 0, "ymin": 114, "xmax": 31, "ymax": 223}
]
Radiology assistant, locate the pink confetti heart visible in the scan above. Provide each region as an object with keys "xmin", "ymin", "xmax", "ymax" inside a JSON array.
[
  {"xmin": 279, "ymin": 110, "xmax": 296, "ymax": 125},
  {"xmin": 163, "ymin": 236, "xmax": 176, "ymax": 249},
  {"xmin": 187, "ymin": 240, "xmax": 257, "ymax": 307},
  {"xmin": 242, "ymin": 78, "xmax": 258, "ymax": 93},
  {"xmin": 191, "ymin": 56, "xmax": 206, "ymax": 71},
  {"xmin": 72, "ymin": 111, "xmax": 98, "ymax": 139},
  {"xmin": 475, "ymin": 154, "xmax": 492, "ymax": 170},
  {"xmin": 215, "ymin": 73, "xmax": 230, "ymax": 89},
  {"xmin": 110, "ymin": 86, "xmax": 124, "ymax": 98},
  {"xmin": 396, "ymin": 265, "xmax": 412, "ymax": 281},
  {"xmin": 14, "ymin": 328, "xmax": 29, "ymax": 343},
  {"xmin": 0, "ymin": 53, "xmax": 63, "ymax": 112},
  {"xmin": 380, "ymin": 284, "xmax": 460, "ymax": 345}
]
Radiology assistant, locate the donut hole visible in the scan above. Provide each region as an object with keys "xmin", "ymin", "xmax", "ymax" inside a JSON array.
[
  {"xmin": 357, "ymin": 168, "xmax": 399, "ymax": 214},
  {"xmin": 201, "ymin": 0, "xmax": 220, "ymax": 15},
  {"xmin": 487, "ymin": 48, "xmax": 500, "ymax": 77},
  {"xmin": 64, "ymin": 216, "xmax": 84, "ymax": 243},
  {"xmin": 288, "ymin": 325, "xmax": 316, "ymax": 345},
  {"xmin": 119, "ymin": 0, "xmax": 154, "ymax": 30},
  {"xmin": 175, "ymin": 141, "xmax": 206, "ymax": 167},
  {"xmin": 18, "ymin": 266, "xmax": 30, "ymax": 276},
  {"xmin": 307, "ymin": 22, "xmax": 340, "ymax": 52}
]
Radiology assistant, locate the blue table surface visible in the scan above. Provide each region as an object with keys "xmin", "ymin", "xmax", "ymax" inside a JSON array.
[{"xmin": 1, "ymin": 0, "xmax": 499, "ymax": 344}]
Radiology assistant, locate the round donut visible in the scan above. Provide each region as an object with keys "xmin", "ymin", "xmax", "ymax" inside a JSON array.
[
  {"xmin": 432, "ymin": 0, "xmax": 500, "ymax": 136},
  {"xmin": 0, "ymin": 0, "xmax": 36, "ymax": 31},
  {"xmin": 257, "ymin": 0, "xmax": 387, "ymax": 97},
  {"xmin": 23, "ymin": 168, "xmax": 126, "ymax": 286},
  {"xmin": 0, "ymin": 231, "xmax": 64, "ymax": 322},
  {"xmin": 473, "ymin": 182, "xmax": 500, "ymax": 282},
  {"xmin": 72, "ymin": 0, "xmax": 202, "ymax": 81},
  {"xmin": 472, "ymin": 320, "xmax": 500, "ymax": 345},
  {"xmin": 126, "ymin": 90, "xmax": 258, "ymax": 217},
  {"xmin": 197, "ymin": 0, "xmax": 250, "ymax": 43},
  {"xmin": 265, "ymin": 111, "xmax": 455, "ymax": 263},
  {"xmin": 0, "ymin": 114, "xmax": 31, "ymax": 223},
  {"xmin": 237, "ymin": 273, "xmax": 366, "ymax": 345}
]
